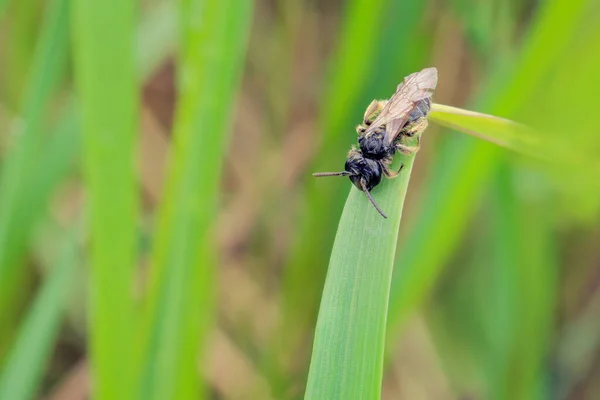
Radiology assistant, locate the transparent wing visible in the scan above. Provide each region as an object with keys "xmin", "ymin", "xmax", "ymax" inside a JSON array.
[{"xmin": 364, "ymin": 67, "xmax": 438, "ymax": 144}]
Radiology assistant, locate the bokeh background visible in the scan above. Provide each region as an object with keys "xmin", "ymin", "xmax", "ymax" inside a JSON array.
[{"xmin": 1, "ymin": 0, "xmax": 600, "ymax": 399}]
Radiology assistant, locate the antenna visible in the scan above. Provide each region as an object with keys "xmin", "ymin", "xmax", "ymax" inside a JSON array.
[
  {"xmin": 312, "ymin": 171, "xmax": 351, "ymax": 177},
  {"xmin": 360, "ymin": 181, "xmax": 387, "ymax": 219}
]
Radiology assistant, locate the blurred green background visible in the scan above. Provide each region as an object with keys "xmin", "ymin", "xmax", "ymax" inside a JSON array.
[{"xmin": 1, "ymin": 0, "xmax": 600, "ymax": 399}]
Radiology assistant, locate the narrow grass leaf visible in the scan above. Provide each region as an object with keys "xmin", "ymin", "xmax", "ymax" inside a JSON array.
[
  {"xmin": 429, "ymin": 103, "xmax": 539, "ymax": 152},
  {"xmin": 71, "ymin": 0, "xmax": 138, "ymax": 398},
  {"xmin": 429, "ymin": 103, "xmax": 600, "ymax": 172},
  {"xmin": 136, "ymin": 0, "xmax": 252, "ymax": 399},
  {"xmin": 476, "ymin": 163, "xmax": 556, "ymax": 399},
  {"xmin": 499, "ymin": 168, "xmax": 556, "ymax": 400},
  {"xmin": 0, "ymin": 0, "xmax": 70, "ymax": 294},
  {"xmin": 305, "ymin": 155, "xmax": 416, "ymax": 400},
  {"xmin": 0, "ymin": 0, "xmax": 70, "ymax": 355},
  {"xmin": 0, "ymin": 229, "xmax": 78, "ymax": 400},
  {"xmin": 484, "ymin": 163, "xmax": 527, "ymax": 399}
]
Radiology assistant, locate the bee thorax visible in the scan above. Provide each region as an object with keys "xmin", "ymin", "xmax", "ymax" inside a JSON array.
[{"xmin": 358, "ymin": 132, "xmax": 394, "ymax": 160}]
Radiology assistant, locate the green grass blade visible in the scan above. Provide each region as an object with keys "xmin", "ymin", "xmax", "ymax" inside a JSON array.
[
  {"xmin": 0, "ymin": 0, "xmax": 69, "ymax": 288},
  {"xmin": 485, "ymin": 164, "xmax": 522, "ymax": 398},
  {"xmin": 0, "ymin": 104, "xmax": 80, "ymax": 358},
  {"xmin": 0, "ymin": 228, "xmax": 78, "ymax": 400},
  {"xmin": 491, "ymin": 166, "xmax": 556, "ymax": 400},
  {"xmin": 24, "ymin": 103, "xmax": 81, "ymax": 207},
  {"xmin": 0, "ymin": 0, "xmax": 70, "ymax": 355},
  {"xmin": 71, "ymin": 0, "xmax": 138, "ymax": 397},
  {"xmin": 305, "ymin": 155, "xmax": 417, "ymax": 400},
  {"xmin": 429, "ymin": 103, "xmax": 600, "ymax": 172},
  {"xmin": 136, "ymin": 0, "xmax": 252, "ymax": 398},
  {"xmin": 429, "ymin": 103, "xmax": 539, "ymax": 152},
  {"xmin": 0, "ymin": 101, "xmax": 79, "ymax": 282}
]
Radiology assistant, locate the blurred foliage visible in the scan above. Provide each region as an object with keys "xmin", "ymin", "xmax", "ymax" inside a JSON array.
[
  {"xmin": 136, "ymin": 0, "xmax": 252, "ymax": 399},
  {"xmin": 0, "ymin": 0, "xmax": 599, "ymax": 399},
  {"xmin": 0, "ymin": 0, "xmax": 70, "ymax": 361},
  {"xmin": 0, "ymin": 226, "xmax": 78, "ymax": 400}
]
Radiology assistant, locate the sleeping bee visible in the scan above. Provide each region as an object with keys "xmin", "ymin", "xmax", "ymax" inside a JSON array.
[{"xmin": 313, "ymin": 67, "xmax": 438, "ymax": 219}]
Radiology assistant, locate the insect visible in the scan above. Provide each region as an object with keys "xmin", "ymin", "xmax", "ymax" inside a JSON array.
[{"xmin": 313, "ymin": 67, "xmax": 438, "ymax": 219}]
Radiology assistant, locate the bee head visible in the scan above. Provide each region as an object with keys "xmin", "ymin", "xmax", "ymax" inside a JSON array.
[
  {"xmin": 344, "ymin": 150, "xmax": 382, "ymax": 192},
  {"xmin": 312, "ymin": 149, "xmax": 386, "ymax": 218}
]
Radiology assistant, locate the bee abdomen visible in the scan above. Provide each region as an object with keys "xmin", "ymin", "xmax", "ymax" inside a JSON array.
[{"xmin": 406, "ymin": 98, "xmax": 431, "ymax": 124}]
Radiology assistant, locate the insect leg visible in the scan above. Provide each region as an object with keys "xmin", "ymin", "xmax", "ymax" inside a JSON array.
[
  {"xmin": 403, "ymin": 118, "xmax": 428, "ymax": 137},
  {"xmin": 380, "ymin": 162, "xmax": 395, "ymax": 178},
  {"xmin": 395, "ymin": 142, "xmax": 420, "ymax": 155},
  {"xmin": 363, "ymin": 100, "xmax": 387, "ymax": 125},
  {"xmin": 380, "ymin": 161, "xmax": 404, "ymax": 179}
]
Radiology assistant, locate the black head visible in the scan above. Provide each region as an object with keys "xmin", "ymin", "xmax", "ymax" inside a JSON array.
[
  {"xmin": 344, "ymin": 150, "xmax": 382, "ymax": 192},
  {"xmin": 312, "ymin": 149, "xmax": 387, "ymax": 218}
]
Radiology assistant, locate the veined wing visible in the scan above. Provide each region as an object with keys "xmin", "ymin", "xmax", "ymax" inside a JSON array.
[{"xmin": 364, "ymin": 67, "xmax": 438, "ymax": 144}]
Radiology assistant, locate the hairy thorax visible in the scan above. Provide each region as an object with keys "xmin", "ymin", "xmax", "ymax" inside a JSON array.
[{"xmin": 357, "ymin": 130, "xmax": 395, "ymax": 161}]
